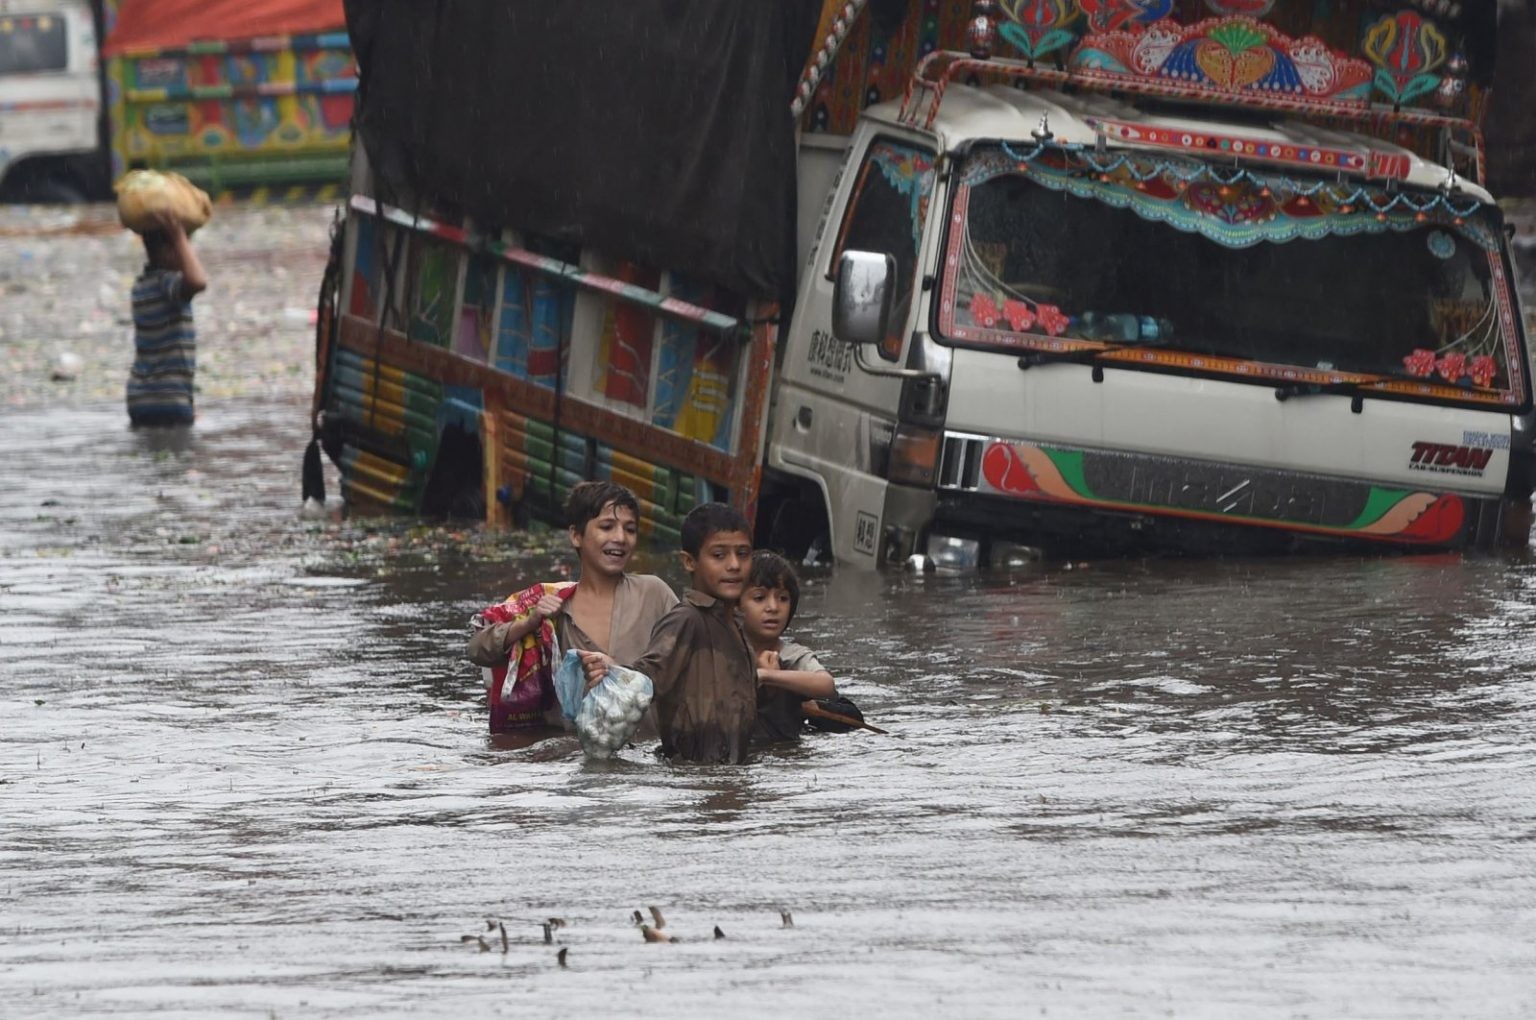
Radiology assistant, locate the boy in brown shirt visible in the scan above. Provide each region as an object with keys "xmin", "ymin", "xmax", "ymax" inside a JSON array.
[
  {"xmin": 468, "ymin": 481, "xmax": 676, "ymax": 731},
  {"xmin": 579, "ymin": 502, "xmax": 757, "ymax": 763}
]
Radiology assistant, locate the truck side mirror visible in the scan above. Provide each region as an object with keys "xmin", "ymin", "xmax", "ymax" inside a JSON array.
[{"xmin": 833, "ymin": 250, "xmax": 895, "ymax": 348}]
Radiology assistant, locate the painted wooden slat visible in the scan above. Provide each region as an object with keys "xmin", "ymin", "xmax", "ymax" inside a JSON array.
[
  {"xmin": 125, "ymin": 78, "xmax": 357, "ymax": 103},
  {"xmin": 348, "ymin": 196, "xmax": 746, "ymax": 336},
  {"xmin": 338, "ymin": 315, "xmax": 740, "ymax": 486},
  {"xmin": 114, "ymin": 31, "xmax": 352, "ymax": 59}
]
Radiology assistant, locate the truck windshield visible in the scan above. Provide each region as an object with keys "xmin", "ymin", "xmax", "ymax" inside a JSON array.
[
  {"xmin": 937, "ymin": 145, "xmax": 1526, "ymax": 409},
  {"xmin": 0, "ymin": 13, "xmax": 67, "ymax": 74}
]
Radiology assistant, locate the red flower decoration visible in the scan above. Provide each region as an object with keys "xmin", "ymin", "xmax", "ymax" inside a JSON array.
[
  {"xmin": 1035, "ymin": 303, "xmax": 1070, "ymax": 336},
  {"xmin": 1403, "ymin": 348, "xmax": 1436, "ymax": 377},
  {"xmin": 1468, "ymin": 355, "xmax": 1498, "ymax": 388},
  {"xmin": 970, "ymin": 293, "xmax": 1000, "ymax": 328},
  {"xmin": 1002, "ymin": 299, "xmax": 1036, "ymax": 332},
  {"xmin": 1435, "ymin": 351, "xmax": 1466, "ymax": 383}
]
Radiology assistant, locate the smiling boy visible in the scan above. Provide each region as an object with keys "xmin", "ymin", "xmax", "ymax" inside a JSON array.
[
  {"xmin": 579, "ymin": 502, "xmax": 758, "ymax": 763},
  {"xmin": 468, "ymin": 482, "xmax": 676, "ymax": 730}
]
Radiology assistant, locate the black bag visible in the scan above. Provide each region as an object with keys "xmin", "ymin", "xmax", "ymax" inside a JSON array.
[{"xmin": 804, "ymin": 697, "xmax": 866, "ymax": 734}]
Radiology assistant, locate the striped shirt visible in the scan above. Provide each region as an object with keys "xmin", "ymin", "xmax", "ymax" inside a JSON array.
[{"xmin": 127, "ymin": 268, "xmax": 196, "ymax": 425}]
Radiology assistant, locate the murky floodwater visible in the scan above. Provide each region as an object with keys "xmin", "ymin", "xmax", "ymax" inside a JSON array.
[{"xmin": 3, "ymin": 398, "xmax": 1534, "ymax": 1018}]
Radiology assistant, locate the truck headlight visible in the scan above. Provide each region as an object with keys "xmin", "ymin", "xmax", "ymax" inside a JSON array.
[{"xmin": 926, "ymin": 533, "xmax": 980, "ymax": 571}]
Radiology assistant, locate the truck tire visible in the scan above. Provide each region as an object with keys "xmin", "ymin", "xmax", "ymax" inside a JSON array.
[
  {"xmin": 10, "ymin": 178, "xmax": 87, "ymax": 205},
  {"xmin": 758, "ymin": 484, "xmax": 830, "ymax": 563}
]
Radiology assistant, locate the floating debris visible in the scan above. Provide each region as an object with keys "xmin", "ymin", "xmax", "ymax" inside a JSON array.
[{"xmin": 50, "ymin": 351, "xmax": 82, "ymax": 382}]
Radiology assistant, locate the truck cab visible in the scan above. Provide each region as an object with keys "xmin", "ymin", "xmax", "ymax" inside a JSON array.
[
  {"xmin": 0, "ymin": 0, "xmax": 102, "ymax": 202},
  {"xmin": 770, "ymin": 75, "xmax": 1534, "ymax": 565}
]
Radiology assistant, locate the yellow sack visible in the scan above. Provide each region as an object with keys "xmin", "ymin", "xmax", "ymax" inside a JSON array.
[{"xmin": 114, "ymin": 170, "xmax": 212, "ymax": 235}]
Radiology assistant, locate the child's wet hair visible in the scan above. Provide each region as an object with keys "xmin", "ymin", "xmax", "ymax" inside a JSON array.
[
  {"xmin": 748, "ymin": 550, "xmax": 800, "ymax": 626},
  {"xmin": 680, "ymin": 502, "xmax": 750, "ymax": 556},
  {"xmin": 564, "ymin": 480, "xmax": 639, "ymax": 531}
]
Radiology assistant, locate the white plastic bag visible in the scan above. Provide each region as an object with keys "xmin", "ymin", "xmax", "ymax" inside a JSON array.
[{"xmin": 552, "ymin": 651, "xmax": 653, "ymax": 760}]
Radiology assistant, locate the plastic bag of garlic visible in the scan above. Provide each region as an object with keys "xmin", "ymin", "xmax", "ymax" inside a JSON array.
[{"xmin": 554, "ymin": 650, "xmax": 655, "ymax": 759}]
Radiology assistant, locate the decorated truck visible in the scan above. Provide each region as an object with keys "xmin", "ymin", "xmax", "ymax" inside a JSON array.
[
  {"xmin": 0, "ymin": 0, "xmax": 353, "ymax": 202},
  {"xmin": 312, "ymin": 0, "xmax": 1533, "ymax": 565}
]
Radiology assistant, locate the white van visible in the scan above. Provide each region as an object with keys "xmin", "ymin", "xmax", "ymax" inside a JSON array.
[{"xmin": 0, "ymin": 0, "xmax": 102, "ymax": 202}]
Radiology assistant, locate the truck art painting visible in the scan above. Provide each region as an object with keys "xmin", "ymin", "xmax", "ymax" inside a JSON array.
[{"xmin": 0, "ymin": 0, "xmax": 353, "ymax": 201}]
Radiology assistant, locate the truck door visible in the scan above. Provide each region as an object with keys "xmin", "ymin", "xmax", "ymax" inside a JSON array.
[{"xmin": 771, "ymin": 128, "xmax": 939, "ymax": 564}]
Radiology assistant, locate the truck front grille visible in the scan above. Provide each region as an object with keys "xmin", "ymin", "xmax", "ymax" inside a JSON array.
[{"xmin": 938, "ymin": 433, "xmax": 985, "ymax": 491}]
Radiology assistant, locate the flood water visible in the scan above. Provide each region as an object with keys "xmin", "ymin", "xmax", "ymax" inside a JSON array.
[{"xmin": 3, "ymin": 395, "xmax": 1534, "ymax": 1018}]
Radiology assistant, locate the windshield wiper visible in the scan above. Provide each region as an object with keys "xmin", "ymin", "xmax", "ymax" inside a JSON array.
[
  {"xmin": 1273, "ymin": 378, "xmax": 1392, "ymax": 413},
  {"xmin": 1015, "ymin": 337, "xmax": 1163, "ymax": 371},
  {"xmin": 1016, "ymin": 346, "xmax": 1124, "ymax": 384},
  {"xmin": 1016, "ymin": 347, "xmax": 1393, "ymax": 413},
  {"xmin": 1015, "ymin": 346, "xmax": 1101, "ymax": 369}
]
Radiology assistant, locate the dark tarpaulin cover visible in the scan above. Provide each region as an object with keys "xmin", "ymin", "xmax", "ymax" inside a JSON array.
[
  {"xmin": 345, "ymin": 0, "xmax": 821, "ymax": 302},
  {"xmin": 1488, "ymin": 2, "xmax": 1536, "ymax": 196}
]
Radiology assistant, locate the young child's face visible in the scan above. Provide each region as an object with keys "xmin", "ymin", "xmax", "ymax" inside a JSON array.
[
  {"xmin": 740, "ymin": 584, "xmax": 792, "ymax": 646},
  {"xmin": 681, "ymin": 529, "xmax": 752, "ymax": 604},
  {"xmin": 570, "ymin": 501, "xmax": 638, "ymax": 578}
]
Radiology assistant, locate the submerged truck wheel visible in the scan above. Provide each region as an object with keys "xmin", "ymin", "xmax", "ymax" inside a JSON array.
[{"xmin": 757, "ymin": 482, "xmax": 830, "ymax": 564}]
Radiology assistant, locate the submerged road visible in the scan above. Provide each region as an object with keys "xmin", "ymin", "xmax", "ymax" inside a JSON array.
[{"xmin": 1, "ymin": 205, "xmax": 1534, "ymax": 1018}]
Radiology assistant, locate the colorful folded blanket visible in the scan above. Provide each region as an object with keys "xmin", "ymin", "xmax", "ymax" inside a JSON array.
[{"xmin": 476, "ymin": 582, "xmax": 575, "ymax": 732}]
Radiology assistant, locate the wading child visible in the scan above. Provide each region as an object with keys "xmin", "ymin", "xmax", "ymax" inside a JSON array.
[
  {"xmin": 127, "ymin": 211, "xmax": 208, "ymax": 427},
  {"xmin": 468, "ymin": 481, "xmax": 676, "ymax": 732},
  {"xmin": 579, "ymin": 502, "xmax": 757, "ymax": 763},
  {"xmin": 739, "ymin": 551, "xmax": 837, "ymax": 744}
]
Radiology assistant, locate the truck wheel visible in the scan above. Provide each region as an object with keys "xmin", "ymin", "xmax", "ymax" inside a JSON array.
[
  {"xmin": 17, "ymin": 179, "xmax": 86, "ymax": 205},
  {"xmin": 759, "ymin": 487, "xmax": 830, "ymax": 563}
]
